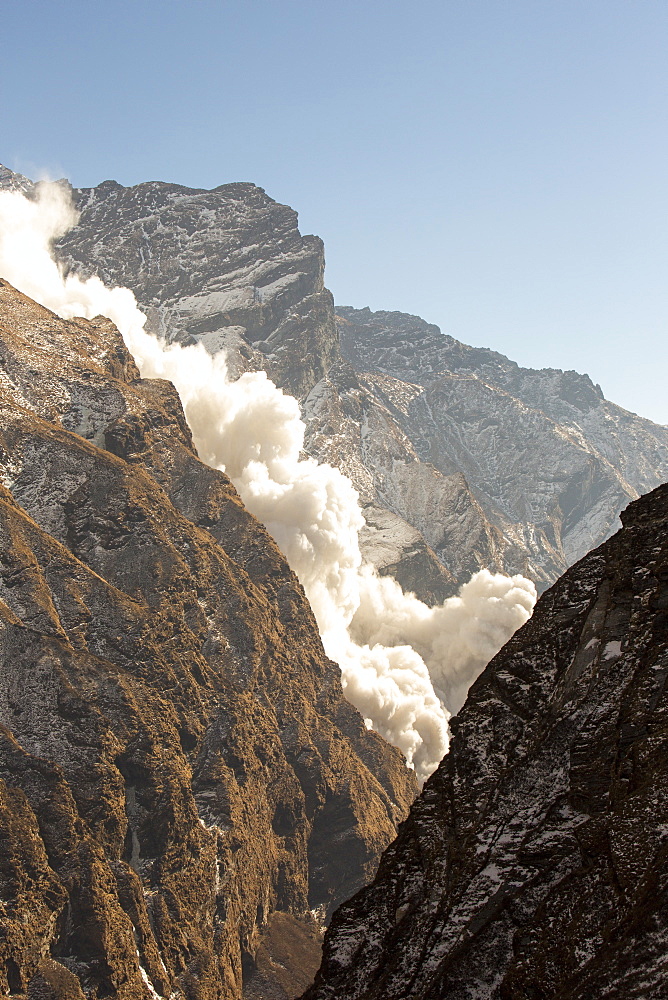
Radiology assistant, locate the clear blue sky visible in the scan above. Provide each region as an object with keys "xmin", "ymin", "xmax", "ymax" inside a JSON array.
[{"xmin": 2, "ymin": 0, "xmax": 667, "ymax": 424}]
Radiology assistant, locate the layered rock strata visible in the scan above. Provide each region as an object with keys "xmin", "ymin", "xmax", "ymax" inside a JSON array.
[
  {"xmin": 0, "ymin": 281, "xmax": 416, "ymax": 1000},
  {"xmin": 303, "ymin": 481, "xmax": 668, "ymax": 1000}
]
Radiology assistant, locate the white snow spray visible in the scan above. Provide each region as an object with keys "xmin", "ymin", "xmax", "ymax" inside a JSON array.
[{"xmin": 0, "ymin": 182, "xmax": 536, "ymax": 780}]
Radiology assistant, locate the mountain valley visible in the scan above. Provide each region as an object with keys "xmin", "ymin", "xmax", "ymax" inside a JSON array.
[{"xmin": 0, "ymin": 164, "xmax": 667, "ymax": 1000}]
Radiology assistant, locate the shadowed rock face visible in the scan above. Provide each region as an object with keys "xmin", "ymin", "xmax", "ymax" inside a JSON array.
[
  {"xmin": 0, "ymin": 281, "xmax": 417, "ymax": 1000},
  {"xmin": 302, "ymin": 482, "xmax": 668, "ymax": 1000}
]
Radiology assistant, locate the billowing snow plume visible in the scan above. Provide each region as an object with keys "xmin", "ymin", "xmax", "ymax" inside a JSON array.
[
  {"xmin": 352, "ymin": 567, "xmax": 535, "ymax": 715},
  {"xmin": 0, "ymin": 182, "xmax": 537, "ymax": 780}
]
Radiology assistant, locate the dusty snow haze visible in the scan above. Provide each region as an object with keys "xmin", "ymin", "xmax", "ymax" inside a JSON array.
[{"xmin": 0, "ymin": 183, "xmax": 536, "ymax": 779}]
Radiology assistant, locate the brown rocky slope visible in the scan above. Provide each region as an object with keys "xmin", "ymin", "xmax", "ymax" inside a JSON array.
[
  {"xmin": 302, "ymin": 481, "xmax": 668, "ymax": 999},
  {"xmin": 0, "ymin": 280, "xmax": 417, "ymax": 1000}
]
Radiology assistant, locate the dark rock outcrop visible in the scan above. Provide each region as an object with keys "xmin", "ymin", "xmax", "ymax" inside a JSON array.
[
  {"xmin": 0, "ymin": 281, "xmax": 416, "ymax": 1000},
  {"xmin": 302, "ymin": 481, "xmax": 668, "ymax": 1000}
]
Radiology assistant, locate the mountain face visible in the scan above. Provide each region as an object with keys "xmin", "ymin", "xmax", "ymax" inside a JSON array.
[
  {"xmin": 0, "ymin": 165, "xmax": 33, "ymax": 195},
  {"xmin": 55, "ymin": 177, "xmax": 339, "ymax": 402},
  {"xmin": 336, "ymin": 306, "xmax": 667, "ymax": 502},
  {"xmin": 1, "ymin": 168, "xmax": 667, "ymax": 1000},
  {"xmin": 9, "ymin": 167, "xmax": 660, "ymax": 601},
  {"xmin": 0, "ymin": 281, "xmax": 417, "ymax": 1000},
  {"xmin": 306, "ymin": 308, "xmax": 668, "ymax": 594},
  {"xmin": 302, "ymin": 482, "xmax": 668, "ymax": 1000}
]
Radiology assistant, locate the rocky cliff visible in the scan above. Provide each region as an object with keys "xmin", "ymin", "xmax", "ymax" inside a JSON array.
[
  {"xmin": 12, "ymin": 166, "xmax": 659, "ymax": 601},
  {"xmin": 55, "ymin": 176, "xmax": 339, "ymax": 402},
  {"xmin": 0, "ymin": 280, "xmax": 417, "ymax": 1000},
  {"xmin": 306, "ymin": 307, "xmax": 668, "ymax": 594},
  {"xmin": 302, "ymin": 481, "xmax": 668, "ymax": 1000},
  {"xmin": 1, "ymin": 167, "xmax": 663, "ymax": 602}
]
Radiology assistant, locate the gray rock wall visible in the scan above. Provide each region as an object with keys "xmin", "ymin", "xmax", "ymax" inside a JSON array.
[{"xmin": 56, "ymin": 178, "xmax": 340, "ymax": 400}]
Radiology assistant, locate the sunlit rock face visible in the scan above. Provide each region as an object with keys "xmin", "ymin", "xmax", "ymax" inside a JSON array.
[
  {"xmin": 0, "ymin": 281, "xmax": 417, "ymax": 1000},
  {"xmin": 14, "ymin": 163, "xmax": 662, "ymax": 602},
  {"xmin": 56, "ymin": 177, "xmax": 340, "ymax": 401},
  {"xmin": 317, "ymin": 306, "xmax": 668, "ymax": 594},
  {"xmin": 301, "ymin": 482, "xmax": 668, "ymax": 1000}
]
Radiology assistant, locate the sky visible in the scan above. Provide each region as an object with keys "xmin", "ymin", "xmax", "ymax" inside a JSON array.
[{"xmin": 1, "ymin": 0, "xmax": 667, "ymax": 424}]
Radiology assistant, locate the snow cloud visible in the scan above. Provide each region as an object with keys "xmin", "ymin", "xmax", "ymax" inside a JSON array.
[{"xmin": 0, "ymin": 183, "xmax": 536, "ymax": 780}]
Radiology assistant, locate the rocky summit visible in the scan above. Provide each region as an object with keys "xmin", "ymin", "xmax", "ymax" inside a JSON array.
[
  {"xmin": 8, "ymin": 167, "xmax": 659, "ymax": 601},
  {"xmin": 302, "ymin": 482, "xmax": 668, "ymax": 1000},
  {"xmin": 56, "ymin": 176, "xmax": 339, "ymax": 402},
  {"xmin": 0, "ymin": 281, "xmax": 416, "ymax": 999}
]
